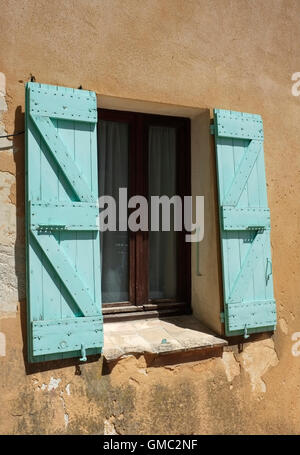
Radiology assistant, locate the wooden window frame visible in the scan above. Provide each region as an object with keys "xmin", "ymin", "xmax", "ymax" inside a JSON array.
[{"xmin": 98, "ymin": 108, "xmax": 191, "ymax": 321}]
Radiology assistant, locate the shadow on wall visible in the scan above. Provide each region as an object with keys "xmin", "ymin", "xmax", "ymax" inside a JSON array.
[
  {"xmin": 11, "ymin": 105, "xmax": 26, "ymax": 358},
  {"xmin": 12, "ymin": 105, "xmax": 28, "ymax": 371}
]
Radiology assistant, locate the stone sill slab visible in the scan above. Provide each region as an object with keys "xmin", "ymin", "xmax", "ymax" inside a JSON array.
[{"xmin": 103, "ymin": 315, "xmax": 227, "ymax": 362}]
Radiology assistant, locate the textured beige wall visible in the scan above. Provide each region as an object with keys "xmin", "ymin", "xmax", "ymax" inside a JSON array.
[
  {"xmin": 0, "ymin": 0, "xmax": 300, "ymax": 434},
  {"xmin": 190, "ymin": 110, "xmax": 223, "ymax": 333}
]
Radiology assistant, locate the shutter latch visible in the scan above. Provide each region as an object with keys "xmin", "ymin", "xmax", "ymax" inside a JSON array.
[
  {"xmin": 244, "ymin": 325, "xmax": 250, "ymax": 339},
  {"xmin": 265, "ymin": 258, "xmax": 272, "ymax": 283},
  {"xmin": 80, "ymin": 344, "xmax": 87, "ymax": 362},
  {"xmin": 210, "ymin": 124, "xmax": 215, "ymax": 135},
  {"xmin": 220, "ymin": 312, "xmax": 225, "ymax": 323}
]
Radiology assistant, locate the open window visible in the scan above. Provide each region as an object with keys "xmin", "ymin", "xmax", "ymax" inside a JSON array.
[
  {"xmin": 98, "ymin": 109, "xmax": 191, "ymax": 321},
  {"xmin": 25, "ymin": 81, "xmax": 276, "ymax": 364}
]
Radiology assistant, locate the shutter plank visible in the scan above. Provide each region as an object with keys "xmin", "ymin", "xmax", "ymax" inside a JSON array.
[
  {"xmin": 39, "ymin": 93, "xmax": 62, "ymax": 362},
  {"xmin": 58, "ymin": 113, "xmax": 80, "ymax": 334}
]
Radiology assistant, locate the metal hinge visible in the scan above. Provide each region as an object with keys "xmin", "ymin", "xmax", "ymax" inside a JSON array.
[
  {"xmin": 220, "ymin": 311, "xmax": 225, "ymax": 323},
  {"xmin": 210, "ymin": 124, "xmax": 215, "ymax": 135},
  {"xmin": 37, "ymin": 224, "xmax": 66, "ymax": 232}
]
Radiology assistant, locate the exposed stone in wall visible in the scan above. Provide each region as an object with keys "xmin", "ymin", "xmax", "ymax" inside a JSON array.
[
  {"xmin": 221, "ymin": 351, "xmax": 240, "ymax": 383},
  {"xmin": 238, "ymin": 339, "xmax": 279, "ymax": 394},
  {"xmin": 0, "ymin": 73, "xmax": 11, "ymax": 149},
  {"xmin": 104, "ymin": 417, "xmax": 119, "ymax": 435},
  {"xmin": 0, "ymin": 73, "xmax": 25, "ymax": 315},
  {"xmin": 0, "ymin": 171, "xmax": 16, "ymax": 245},
  {"xmin": 279, "ymin": 318, "xmax": 288, "ymax": 335},
  {"xmin": 0, "ymin": 244, "xmax": 20, "ymax": 314},
  {"xmin": 0, "ymin": 332, "xmax": 6, "ymax": 357},
  {"xmin": 0, "ymin": 311, "xmax": 293, "ymax": 435}
]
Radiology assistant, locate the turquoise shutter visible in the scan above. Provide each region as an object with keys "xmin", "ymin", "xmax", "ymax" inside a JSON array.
[
  {"xmin": 25, "ymin": 82, "xmax": 103, "ymax": 362},
  {"xmin": 213, "ymin": 109, "xmax": 276, "ymax": 337}
]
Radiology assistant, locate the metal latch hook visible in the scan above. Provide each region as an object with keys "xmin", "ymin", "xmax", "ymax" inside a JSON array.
[
  {"xmin": 80, "ymin": 344, "xmax": 87, "ymax": 362},
  {"xmin": 265, "ymin": 258, "xmax": 272, "ymax": 284},
  {"xmin": 244, "ymin": 325, "xmax": 250, "ymax": 339}
]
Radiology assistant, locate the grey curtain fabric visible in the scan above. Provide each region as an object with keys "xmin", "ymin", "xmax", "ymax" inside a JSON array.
[
  {"xmin": 98, "ymin": 121, "xmax": 177, "ymax": 303},
  {"xmin": 148, "ymin": 126, "xmax": 177, "ymax": 299},
  {"xmin": 98, "ymin": 120, "xmax": 129, "ymax": 303}
]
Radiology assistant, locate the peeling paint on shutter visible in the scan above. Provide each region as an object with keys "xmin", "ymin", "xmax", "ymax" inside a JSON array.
[{"xmin": 25, "ymin": 82, "xmax": 102, "ymax": 362}]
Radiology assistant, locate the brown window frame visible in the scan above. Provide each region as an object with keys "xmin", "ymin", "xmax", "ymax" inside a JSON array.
[{"xmin": 98, "ymin": 108, "xmax": 191, "ymax": 321}]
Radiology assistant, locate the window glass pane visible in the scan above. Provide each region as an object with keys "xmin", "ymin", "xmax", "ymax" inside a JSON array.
[
  {"xmin": 98, "ymin": 120, "xmax": 129, "ymax": 303},
  {"xmin": 148, "ymin": 126, "xmax": 177, "ymax": 300}
]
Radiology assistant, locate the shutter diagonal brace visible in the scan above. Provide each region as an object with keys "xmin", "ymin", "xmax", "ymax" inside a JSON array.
[
  {"xmin": 223, "ymin": 140, "xmax": 262, "ymax": 207},
  {"xmin": 32, "ymin": 230, "xmax": 98, "ymax": 317},
  {"xmin": 228, "ymin": 230, "xmax": 266, "ymax": 303},
  {"xmin": 31, "ymin": 115, "xmax": 94, "ymax": 202}
]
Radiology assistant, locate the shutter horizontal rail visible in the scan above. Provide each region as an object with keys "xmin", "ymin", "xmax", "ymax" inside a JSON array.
[
  {"xmin": 32, "ymin": 316, "xmax": 103, "ymax": 356},
  {"xmin": 30, "ymin": 201, "xmax": 99, "ymax": 231},
  {"xmin": 214, "ymin": 109, "xmax": 264, "ymax": 140},
  {"xmin": 222, "ymin": 206, "xmax": 270, "ymax": 230},
  {"xmin": 226, "ymin": 300, "xmax": 276, "ymax": 330},
  {"xmin": 29, "ymin": 85, "xmax": 97, "ymax": 122}
]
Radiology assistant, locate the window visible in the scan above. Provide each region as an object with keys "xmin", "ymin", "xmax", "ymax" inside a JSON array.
[
  {"xmin": 25, "ymin": 81, "xmax": 276, "ymax": 364},
  {"xmin": 98, "ymin": 109, "xmax": 191, "ymax": 320}
]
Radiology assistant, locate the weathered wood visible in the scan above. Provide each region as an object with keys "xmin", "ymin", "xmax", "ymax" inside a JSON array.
[
  {"xmin": 26, "ymin": 82, "xmax": 102, "ymax": 362},
  {"xmin": 214, "ymin": 108, "xmax": 276, "ymax": 337}
]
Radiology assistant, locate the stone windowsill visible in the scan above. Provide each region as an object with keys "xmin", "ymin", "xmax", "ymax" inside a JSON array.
[{"xmin": 103, "ymin": 315, "xmax": 227, "ymax": 362}]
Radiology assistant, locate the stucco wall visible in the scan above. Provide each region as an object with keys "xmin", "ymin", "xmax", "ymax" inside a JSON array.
[{"xmin": 0, "ymin": 0, "xmax": 300, "ymax": 434}]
